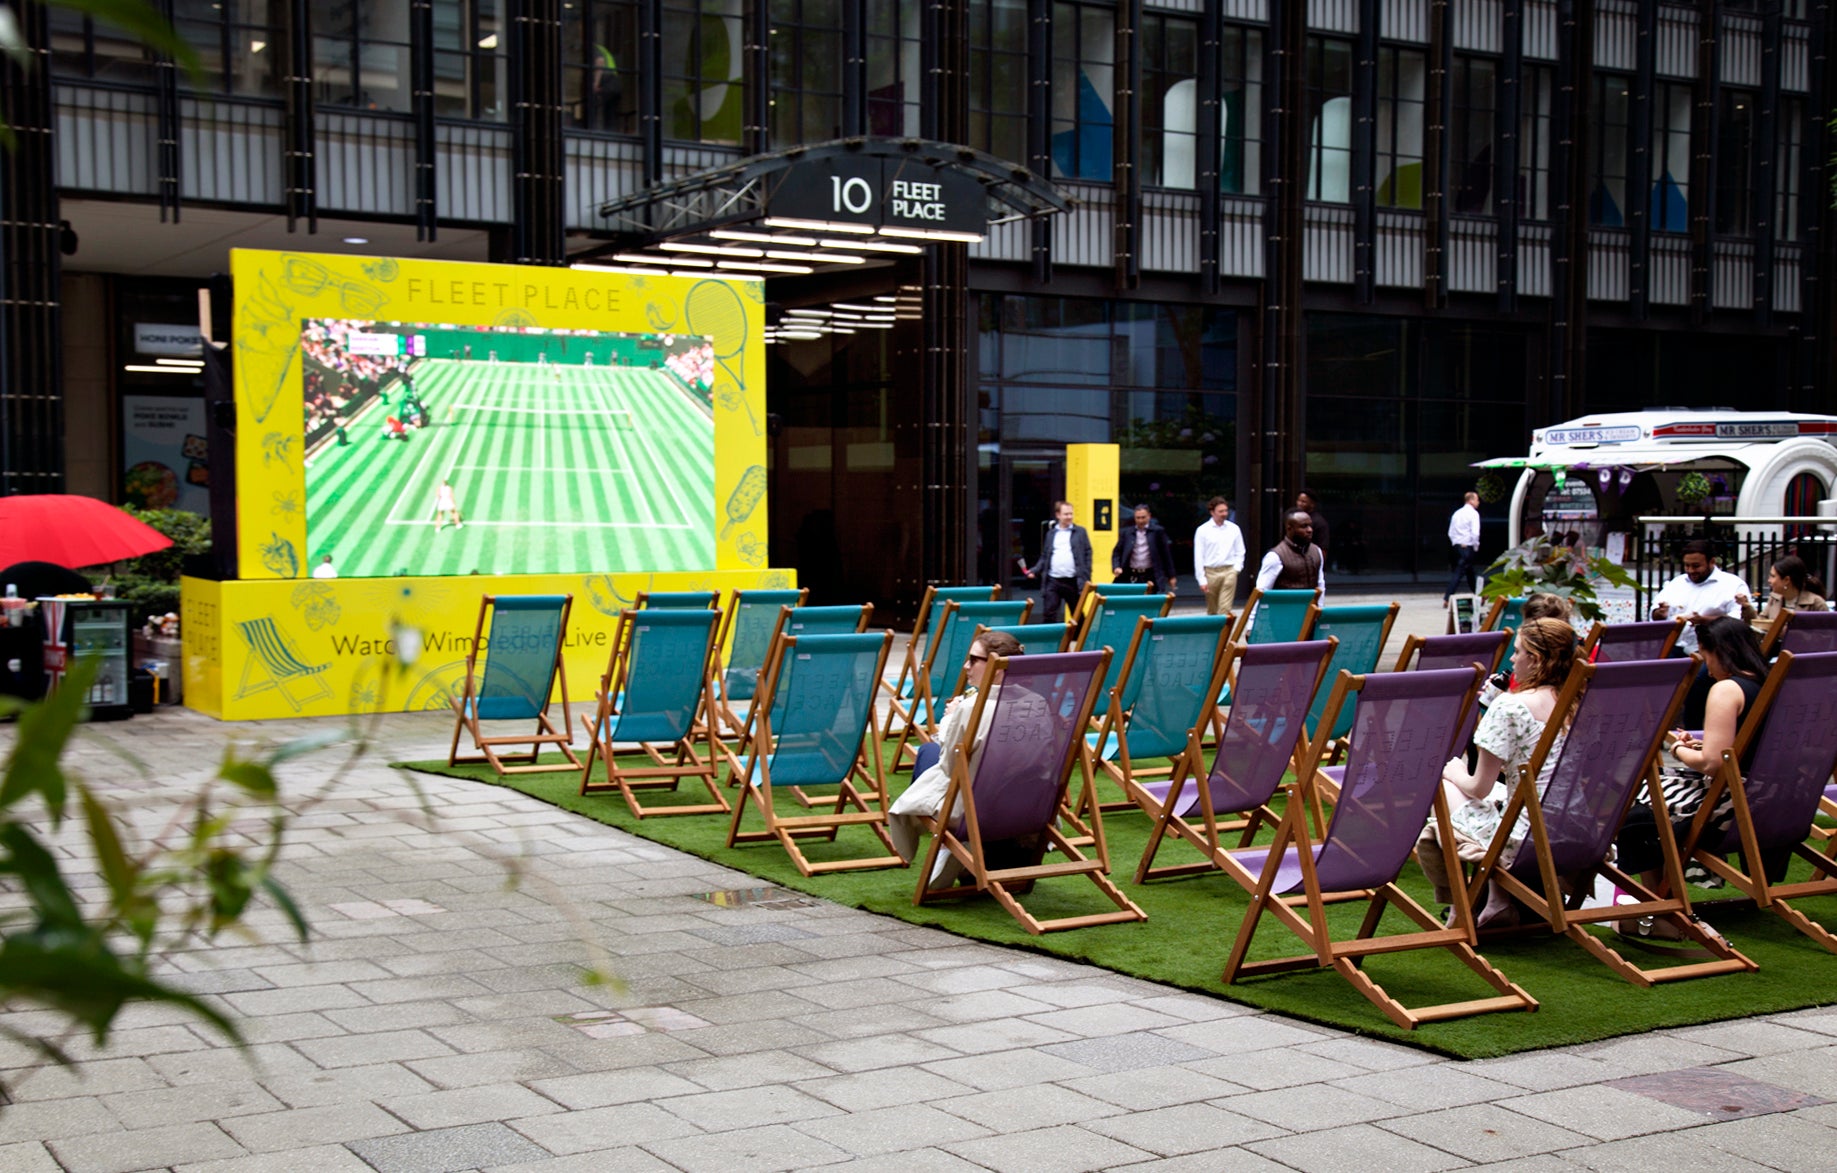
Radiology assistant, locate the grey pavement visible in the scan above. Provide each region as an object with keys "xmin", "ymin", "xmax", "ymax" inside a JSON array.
[{"xmin": 4, "ymin": 590, "xmax": 1832, "ymax": 1172}]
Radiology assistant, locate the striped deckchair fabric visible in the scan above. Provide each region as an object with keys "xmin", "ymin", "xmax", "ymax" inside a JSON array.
[{"xmin": 235, "ymin": 617, "xmax": 331, "ymax": 711}]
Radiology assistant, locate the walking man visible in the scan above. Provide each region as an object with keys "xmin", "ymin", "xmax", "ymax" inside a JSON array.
[
  {"xmin": 1111, "ymin": 505, "xmax": 1177, "ymax": 593},
  {"xmin": 1445, "ymin": 491, "xmax": 1482, "ymax": 603},
  {"xmin": 1255, "ymin": 509, "xmax": 1326, "ymax": 596},
  {"xmin": 1022, "ymin": 501, "xmax": 1091, "ymax": 624},
  {"xmin": 1192, "ymin": 496, "xmax": 1246, "ymax": 615}
]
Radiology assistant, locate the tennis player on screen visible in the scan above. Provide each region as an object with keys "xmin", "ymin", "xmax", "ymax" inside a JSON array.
[{"xmin": 433, "ymin": 479, "xmax": 465, "ymax": 531}]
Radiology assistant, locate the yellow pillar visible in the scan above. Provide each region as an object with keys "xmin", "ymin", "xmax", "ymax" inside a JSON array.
[{"xmin": 1065, "ymin": 443, "xmax": 1120, "ymax": 586}]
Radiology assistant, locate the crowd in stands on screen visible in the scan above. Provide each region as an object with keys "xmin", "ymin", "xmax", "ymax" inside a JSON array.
[{"xmin": 664, "ymin": 341, "xmax": 715, "ymax": 390}]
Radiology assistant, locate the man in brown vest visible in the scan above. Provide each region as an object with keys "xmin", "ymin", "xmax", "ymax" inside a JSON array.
[{"xmin": 1254, "ymin": 509, "xmax": 1326, "ymax": 596}]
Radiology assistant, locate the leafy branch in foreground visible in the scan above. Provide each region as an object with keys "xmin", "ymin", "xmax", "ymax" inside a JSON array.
[{"xmin": 0, "ymin": 658, "xmax": 315, "ymax": 1074}]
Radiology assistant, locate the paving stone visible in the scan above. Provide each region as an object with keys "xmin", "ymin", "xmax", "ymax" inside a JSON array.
[
  {"xmin": 1110, "ymin": 1149, "xmax": 1297, "ymax": 1173},
  {"xmin": 1333, "ymin": 1063, "xmax": 1524, "ymax": 1111},
  {"xmin": 0, "ymin": 1057, "xmax": 167, "ymax": 1102},
  {"xmin": 1040, "ymin": 1032, "xmax": 1217, "ymax": 1073},
  {"xmin": 921, "ymin": 1048, "xmax": 1099, "ymax": 1092},
  {"xmin": 654, "ymin": 1083, "xmax": 842, "ymax": 1131},
  {"xmin": 794, "ymin": 1033, "xmax": 964, "ymax": 1073},
  {"xmin": 915, "ymin": 1017, "xmax": 1079, "ymax": 1055},
  {"xmin": 48, "ymin": 1121, "xmax": 246, "ymax": 1173},
  {"xmin": 798, "ymin": 1148, "xmax": 989, "ymax": 1173},
  {"xmin": 791, "ymin": 1101, "xmax": 992, "ymax": 1157},
  {"xmin": 1022, "ymin": 1003, "xmax": 1187, "ymax": 1038},
  {"xmin": 1464, "ymin": 1052, "xmax": 1619, "ymax": 1092},
  {"xmin": 1246, "ymin": 1121, "xmax": 1472, "ymax": 1172},
  {"xmin": 1058, "ymin": 1064, "xmax": 1249, "ymax": 1111},
  {"xmin": 794, "ymin": 1066, "xmax": 977, "ymax": 1112},
  {"xmin": 1505, "ymin": 1083, "xmax": 1717, "ymax": 1141},
  {"xmin": 509, "ymin": 1101, "xmax": 707, "ymax": 1154},
  {"xmin": 1665, "ymin": 1019, "xmax": 1835, "ymax": 1058},
  {"xmin": 662, "ymin": 1051, "xmax": 839, "ymax": 1092},
  {"xmin": 637, "ymin": 1122, "xmax": 851, "ymax": 1172},
  {"xmin": 289, "ymin": 1028, "xmax": 459, "ymax": 1069},
  {"xmin": 0, "ymin": 1097, "xmax": 128, "ymax": 1145},
  {"xmin": 1155, "ymin": 1014, "xmax": 1334, "ymax": 1056},
  {"xmin": 934, "ymin": 1083, "xmax": 1125, "ymax": 1131},
  {"xmin": 480, "ymin": 1147, "xmax": 679, "ymax": 1173},
  {"xmin": 1689, "ymin": 1110, "xmax": 1837, "ymax": 1173},
  {"xmin": 379, "ymin": 1083, "xmax": 566, "ymax": 1128},
  {"xmin": 1562, "ymin": 1130, "xmax": 1780, "ymax": 1172},
  {"xmin": 0, "ymin": 1141, "xmax": 61, "ymax": 1172},
  {"xmin": 102, "ymin": 1079, "xmax": 286, "ymax": 1129},
  {"xmin": 531, "ymin": 1067, "xmax": 707, "ymax": 1108},
  {"xmin": 174, "ymin": 1141, "xmax": 382, "ymax": 1172},
  {"xmin": 218, "ymin": 1102, "xmax": 411, "ymax": 1152},
  {"xmin": 1378, "ymin": 1101, "xmax": 1594, "ymax": 1164},
  {"xmin": 346, "ymin": 1122, "xmax": 553, "ymax": 1173},
  {"xmin": 259, "ymin": 1062, "xmax": 436, "ymax": 1108},
  {"xmin": 944, "ymin": 1123, "xmax": 1155, "ymax": 1173}
]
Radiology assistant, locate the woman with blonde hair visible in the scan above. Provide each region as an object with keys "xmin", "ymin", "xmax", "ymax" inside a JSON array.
[{"xmin": 1417, "ymin": 617, "xmax": 1578, "ymax": 921}]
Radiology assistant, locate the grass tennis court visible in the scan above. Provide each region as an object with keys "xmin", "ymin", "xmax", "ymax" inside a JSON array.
[{"xmin": 305, "ymin": 358, "xmax": 714, "ymax": 577}]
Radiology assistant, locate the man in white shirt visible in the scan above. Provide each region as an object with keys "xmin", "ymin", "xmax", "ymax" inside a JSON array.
[
  {"xmin": 1651, "ymin": 539, "xmax": 1751, "ymax": 654},
  {"xmin": 311, "ymin": 554, "xmax": 338, "ymax": 579},
  {"xmin": 1021, "ymin": 501, "xmax": 1091, "ymax": 624},
  {"xmin": 1192, "ymin": 496, "xmax": 1246, "ymax": 615},
  {"xmin": 1254, "ymin": 510, "xmax": 1327, "ymax": 596},
  {"xmin": 1445, "ymin": 491, "xmax": 1482, "ymax": 604}
]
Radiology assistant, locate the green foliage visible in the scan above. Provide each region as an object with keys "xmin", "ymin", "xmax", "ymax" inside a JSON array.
[
  {"xmin": 111, "ymin": 507, "xmax": 210, "ymax": 627},
  {"xmin": 0, "ymin": 659, "xmax": 309, "ymax": 1078},
  {"xmin": 1674, "ymin": 471, "xmax": 1713, "ymax": 507},
  {"xmin": 1479, "ymin": 535, "xmax": 1636, "ymax": 622}
]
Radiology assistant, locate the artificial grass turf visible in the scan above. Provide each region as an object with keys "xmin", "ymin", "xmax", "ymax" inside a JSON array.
[{"xmin": 396, "ymin": 751, "xmax": 1837, "ymax": 1059}]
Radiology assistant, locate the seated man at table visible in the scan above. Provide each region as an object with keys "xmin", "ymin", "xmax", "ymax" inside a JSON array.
[{"xmin": 1651, "ymin": 539, "xmax": 1751, "ymax": 656}]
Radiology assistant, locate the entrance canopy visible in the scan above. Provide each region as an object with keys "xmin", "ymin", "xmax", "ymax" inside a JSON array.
[{"xmin": 576, "ymin": 137, "xmax": 1070, "ymax": 278}]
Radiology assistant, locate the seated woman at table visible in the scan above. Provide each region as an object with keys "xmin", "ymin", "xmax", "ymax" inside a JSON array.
[
  {"xmin": 1419, "ymin": 618, "xmax": 1577, "ymax": 918},
  {"xmin": 1748, "ymin": 555, "xmax": 1827, "ymax": 636},
  {"xmin": 1616, "ymin": 617, "xmax": 1775, "ymax": 917}
]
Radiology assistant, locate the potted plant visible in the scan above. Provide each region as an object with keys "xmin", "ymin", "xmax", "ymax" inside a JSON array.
[{"xmin": 1479, "ymin": 535, "xmax": 1637, "ymax": 622}]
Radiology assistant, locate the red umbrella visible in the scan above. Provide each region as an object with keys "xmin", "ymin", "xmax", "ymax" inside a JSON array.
[{"xmin": 0, "ymin": 495, "xmax": 174, "ymax": 570}]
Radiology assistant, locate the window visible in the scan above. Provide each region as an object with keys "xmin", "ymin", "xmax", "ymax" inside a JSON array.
[
  {"xmin": 1652, "ymin": 81, "xmax": 1691, "ymax": 232},
  {"xmin": 662, "ymin": 0, "xmax": 745, "ymax": 144},
  {"xmin": 1051, "ymin": 2, "xmax": 1115, "ymax": 181},
  {"xmin": 969, "ymin": 0, "xmax": 1028, "ymax": 164},
  {"xmin": 866, "ymin": 1, "xmax": 922, "ymax": 136},
  {"xmin": 1588, "ymin": 73, "xmax": 1631, "ymax": 226},
  {"xmin": 171, "ymin": 0, "xmax": 283, "ymax": 97},
  {"xmin": 563, "ymin": 0, "xmax": 639, "ymax": 133},
  {"xmin": 1305, "ymin": 36, "xmax": 1353, "ymax": 202},
  {"xmin": 1142, "ymin": 13, "xmax": 1198, "ymax": 188},
  {"xmin": 1450, "ymin": 55, "xmax": 1495, "ymax": 213},
  {"xmin": 769, "ymin": 0, "xmax": 842, "ymax": 145},
  {"xmin": 1375, "ymin": 46, "xmax": 1426, "ymax": 209},
  {"xmin": 49, "ymin": 6, "xmax": 158, "ymax": 86},
  {"xmin": 1715, "ymin": 88, "xmax": 1756, "ymax": 235},
  {"xmin": 1220, "ymin": 25, "xmax": 1263, "ymax": 195},
  {"xmin": 431, "ymin": 0, "xmax": 507, "ymax": 120},
  {"xmin": 312, "ymin": 0, "xmax": 413, "ymax": 112},
  {"xmin": 1519, "ymin": 65, "xmax": 1553, "ymax": 220},
  {"xmin": 1778, "ymin": 97, "xmax": 1803, "ymax": 241}
]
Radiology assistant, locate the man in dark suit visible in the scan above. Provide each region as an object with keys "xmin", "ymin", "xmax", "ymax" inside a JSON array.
[
  {"xmin": 1110, "ymin": 504, "xmax": 1177, "ymax": 593},
  {"xmin": 1023, "ymin": 500, "xmax": 1091, "ymax": 624}
]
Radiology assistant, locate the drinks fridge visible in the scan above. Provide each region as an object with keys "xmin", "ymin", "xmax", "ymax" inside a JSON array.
[{"xmin": 39, "ymin": 598, "xmax": 134, "ymax": 720}]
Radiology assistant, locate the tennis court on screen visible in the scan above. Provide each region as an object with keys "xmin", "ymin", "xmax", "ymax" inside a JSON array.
[{"xmin": 305, "ymin": 358, "xmax": 715, "ymax": 577}]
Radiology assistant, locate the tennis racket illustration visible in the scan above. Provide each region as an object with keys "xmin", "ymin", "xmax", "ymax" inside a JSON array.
[{"xmin": 684, "ymin": 279, "xmax": 747, "ymax": 399}]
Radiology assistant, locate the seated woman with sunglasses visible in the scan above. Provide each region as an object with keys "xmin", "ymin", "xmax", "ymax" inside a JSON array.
[{"xmin": 888, "ymin": 629, "xmax": 1025, "ymax": 872}]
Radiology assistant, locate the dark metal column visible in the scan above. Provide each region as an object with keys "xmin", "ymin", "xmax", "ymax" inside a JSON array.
[
  {"xmin": 1424, "ymin": 0, "xmax": 1451, "ymax": 309},
  {"xmin": 1113, "ymin": 0, "xmax": 1142, "ymax": 291},
  {"xmin": 411, "ymin": 0, "xmax": 438, "ymax": 241},
  {"xmin": 1259, "ymin": 0, "xmax": 1307, "ymax": 548},
  {"xmin": 155, "ymin": 0, "xmax": 182, "ymax": 222},
  {"xmin": 744, "ymin": 0, "xmax": 770, "ymax": 152},
  {"xmin": 1752, "ymin": 0, "xmax": 1782, "ymax": 326},
  {"xmin": 842, "ymin": 0, "xmax": 867, "ymax": 137},
  {"xmin": 1496, "ymin": 0, "xmax": 1523, "ymax": 314},
  {"xmin": 1547, "ymin": 0, "xmax": 1592, "ymax": 422},
  {"xmin": 510, "ymin": 0, "xmax": 566, "ymax": 263},
  {"xmin": 1352, "ymin": 0, "xmax": 1377, "ymax": 304},
  {"xmin": 1627, "ymin": 0, "xmax": 1656, "ymax": 318},
  {"xmin": 284, "ymin": 0, "xmax": 317, "ymax": 232},
  {"xmin": 921, "ymin": 0, "xmax": 973, "ymax": 589},
  {"xmin": 1688, "ymin": 0, "xmax": 1721, "ymax": 323},
  {"xmin": 1798, "ymin": 1, "xmax": 1832, "ymax": 408},
  {"xmin": 0, "ymin": 0, "xmax": 65, "ymax": 493},
  {"xmin": 1028, "ymin": 0, "xmax": 1053, "ymax": 284},
  {"xmin": 1197, "ymin": 0, "xmax": 1223, "ymax": 295},
  {"xmin": 639, "ymin": 0, "xmax": 662, "ymax": 187}
]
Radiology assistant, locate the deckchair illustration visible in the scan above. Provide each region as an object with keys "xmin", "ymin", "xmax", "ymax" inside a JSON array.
[
  {"xmin": 236, "ymin": 616, "xmax": 332, "ymax": 712},
  {"xmin": 886, "ymin": 598, "xmax": 1031, "ymax": 767},
  {"xmin": 1582, "ymin": 619, "xmax": 1685, "ymax": 663},
  {"xmin": 1131, "ymin": 638, "xmax": 1336, "ymax": 883},
  {"xmin": 1219, "ymin": 665, "xmax": 1537, "ymax": 1030},
  {"xmin": 578, "ymin": 608, "xmax": 726, "ymax": 818},
  {"xmin": 1393, "ymin": 630, "xmax": 1511, "ymax": 757},
  {"xmin": 724, "ymin": 631, "xmax": 904, "ymax": 875},
  {"xmin": 882, "ymin": 585, "xmax": 1000, "ymax": 716},
  {"xmin": 1677, "ymin": 650, "xmax": 1837, "ymax": 949},
  {"xmin": 1464, "ymin": 658, "xmax": 1756, "ymax": 986},
  {"xmin": 447, "ymin": 594, "xmax": 580, "ymax": 775},
  {"xmin": 711, "ymin": 588, "xmax": 807, "ymax": 736},
  {"xmin": 1074, "ymin": 612, "xmax": 1233, "ymax": 836},
  {"xmin": 913, "ymin": 648, "xmax": 1146, "ymax": 934}
]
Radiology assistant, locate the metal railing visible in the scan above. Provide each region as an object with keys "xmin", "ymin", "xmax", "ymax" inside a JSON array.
[{"xmin": 1632, "ymin": 515, "xmax": 1837, "ymax": 607}]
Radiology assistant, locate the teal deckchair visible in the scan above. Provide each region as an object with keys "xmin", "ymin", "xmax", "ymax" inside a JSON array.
[
  {"xmin": 1236, "ymin": 587, "xmax": 1321, "ymax": 645},
  {"xmin": 1078, "ymin": 613, "xmax": 1235, "ymax": 840},
  {"xmin": 712, "ymin": 588, "xmax": 807, "ymax": 735},
  {"xmin": 636, "ymin": 589, "xmax": 720, "ymax": 610},
  {"xmin": 448, "ymin": 594, "xmax": 579, "ymax": 776},
  {"xmin": 779, "ymin": 603, "xmax": 873, "ymax": 638},
  {"xmin": 1072, "ymin": 593, "xmax": 1176, "ymax": 701},
  {"xmin": 578, "ymin": 608, "xmax": 725, "ymax": 818},
  {"xmin": 726, "ymin": 631, "xmax": 903, "ymax": 875},
  {"xmin": 1485, "ymin": 595, "xmax": 1528, "ymax": 633},
  {"xmin": 888, "ymin": 598, "xmax": 1032, "ymax": 766},
  {"xmin": 884, "ymin": 585, "xmax": 1001, "ymax": 710},
  {"xmin": 1071, "ymin": 580, "xmax": 1152, "ymax": 624},
  {"xmin": 973, "ymin": 622, "xmax": 1071, "ymax": 659}
]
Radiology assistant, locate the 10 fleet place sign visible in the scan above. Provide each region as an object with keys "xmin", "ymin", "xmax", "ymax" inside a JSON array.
[{"xmin": 770, "ymin": 155, "xmax": 985, "ymax": 235}]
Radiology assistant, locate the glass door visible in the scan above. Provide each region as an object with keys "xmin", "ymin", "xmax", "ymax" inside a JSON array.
[{"xmin": 996, "ymin": 450, "xmax": 1064, "ymax": 591}]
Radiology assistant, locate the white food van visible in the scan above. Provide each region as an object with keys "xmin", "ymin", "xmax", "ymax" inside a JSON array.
[{"xmin": 1479, "ymin": 409, "xmax": 1837, "ymax": 551}]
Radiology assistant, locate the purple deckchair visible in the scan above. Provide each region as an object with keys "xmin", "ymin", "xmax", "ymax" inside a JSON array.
[
  {"xmin": 1678, "ymin": 651, "xmax": 1837, "ymax": 949},
  {"xmin": 1585, "ymin": 619, "xmax": 1685, "ymax": 664},
  {"xmin": 1132, "ymin": 639, "xmax": 1336, "ymax": 883},
  {"xmin": 1217, "ymin": 666, "xmax": 1535, "ymax": 1030},
  {"xmin": 1396, "ymin": 630, "xmax": 1512, "ymax": 756},
  {"xmin": 913, "ymin": 649, "xmax": 1147, "ymax": 934},
  {"xmin": 1470, "ymin": 658, "xmax": 1756, "ymax": 985},
  {"xmin": 1781, "ymin": 610, "xmax": 1837, "ymax": 655}
]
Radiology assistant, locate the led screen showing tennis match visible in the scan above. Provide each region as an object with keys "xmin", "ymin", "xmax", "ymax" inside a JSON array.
[{"xmin": 302, "ymin": 319, "xmax": 716, "ymax": 578}]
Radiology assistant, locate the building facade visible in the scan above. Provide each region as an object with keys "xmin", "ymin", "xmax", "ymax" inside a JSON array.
[{"xmin": 3, "ymin": 0, "xmax": 1832, "ymax": 619}]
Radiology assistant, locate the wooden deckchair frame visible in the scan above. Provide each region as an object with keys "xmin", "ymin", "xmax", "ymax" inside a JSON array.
[
  {"xmin": 1756, "ymin": 608, "xmax": 1794, "ymax": 656},
  {"xmin": 913, "ymin": 649, "xmax": 1146, "ymax": 934},
  {"xmin": 882, "ymin": 585, "xmax": 1001, "ymax": 724},
  {"xmin": 1219, "ymin": 667, "xmax": 1538, "ymax": 1030},
  {"xmin": 578, "ymin": 609, "xmax": 727, "ymax": 818},
  {"xmin": 711, "ymin": 587, "xmax": 808, "ymax": 737},
  {"xmin": 1307, "ymin": 602, "xmax": 1401, "ymax": 766},
  {"xmin": 1069, "ymin": 580, "xmax": 1153, "ymax": 625},
  {"xmin": 1391, "ymin": 631, "xmax": 1511, "ymax": 676},
  {"xmin": 1464, "ymin": 659, "xmax": 1757, "ymax": 986},
  {"xmin": 733, "ymin": 603, "xmax": 875, "ymax": 807},
  {"xmin": 1068, "ymin": 591, "xmax": 1175, "ymax": 654},
  {"xmin": 1675, "ymin": 650, "xmax": 1837, "ymax": 951},
  {"xmin": 448, "ymin": 594, "xmax": 580, "ymax": 776},
  {"xmin": 1131, "ymin": 637, "xmax": 1338, "ymax": 882},
  {"xmin": 1581, "ymin": 618, "xmax": 1686, "ymax": 662},
  {"xmin": 724, "ymin": 631, "xmax": 904, "ymax": 875}
]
